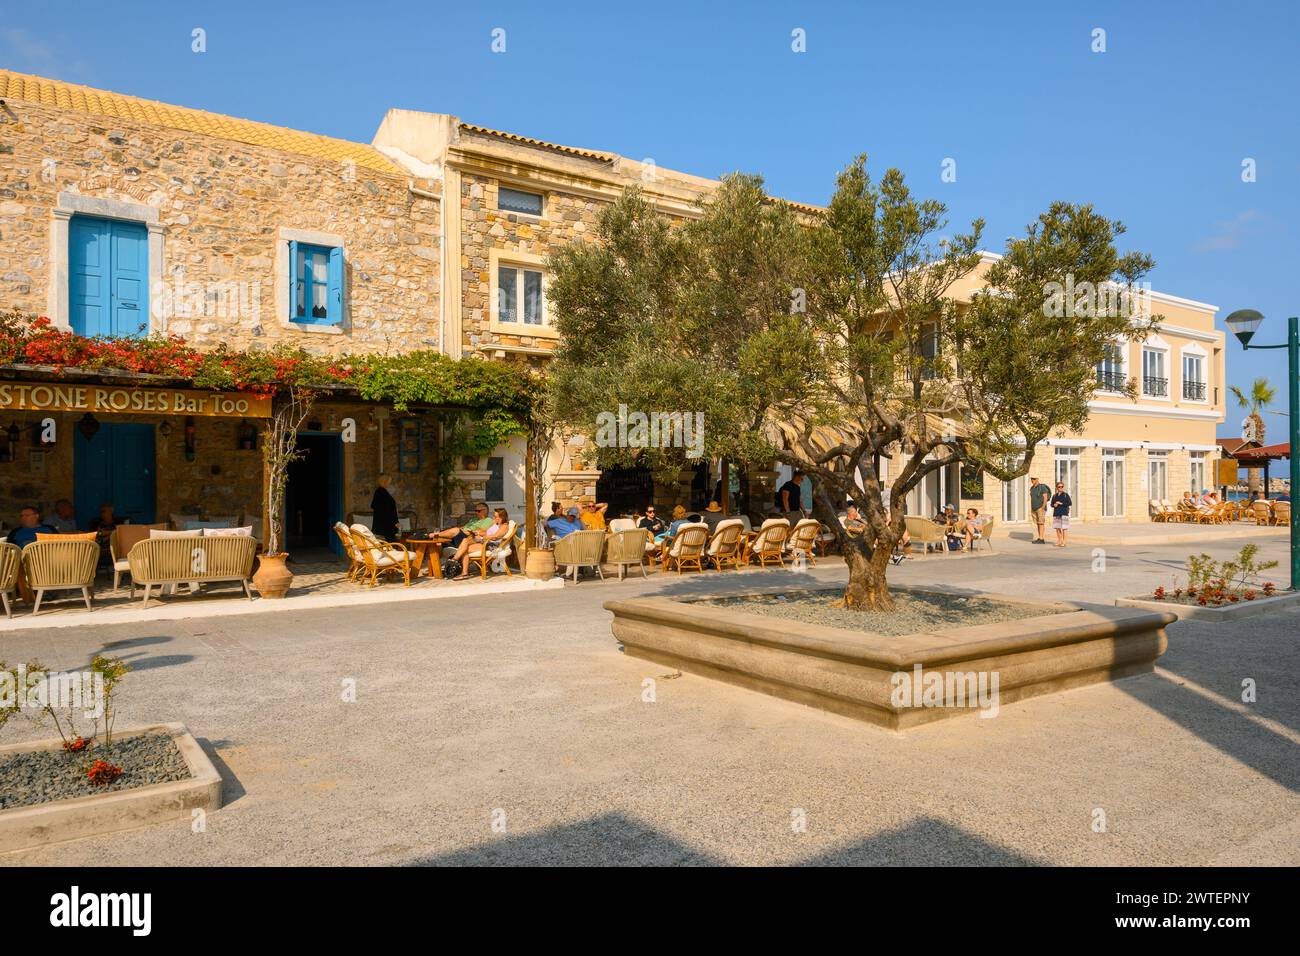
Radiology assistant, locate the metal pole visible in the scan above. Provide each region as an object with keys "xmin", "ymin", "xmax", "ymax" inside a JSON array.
[{"xmin": 1289, "ymin": 316, "xmax": 1299, "ymax": 592}]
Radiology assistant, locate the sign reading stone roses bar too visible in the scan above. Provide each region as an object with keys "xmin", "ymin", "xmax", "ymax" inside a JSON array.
[{"xmin": 0, "ymin": 382, "xmax": 272, "ymax": 418}]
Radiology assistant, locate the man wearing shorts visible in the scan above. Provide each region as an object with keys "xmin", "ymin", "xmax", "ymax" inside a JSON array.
[
  {"xmin": 1049, "ymin": 481, "xmax": 1072, "ymax": 548},
  {"xmin": 1028, "ymin": 477, "xmax": 1051, "ymax": 544}
]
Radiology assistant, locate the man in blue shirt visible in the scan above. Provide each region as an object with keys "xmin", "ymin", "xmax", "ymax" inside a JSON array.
[
  {"xmin": 7, "ymin": 506, "xmax": 56, "ymax": 548},
  {"xmin": 545, "ymin": 506, "xmax": 584, "ymax": 540}
]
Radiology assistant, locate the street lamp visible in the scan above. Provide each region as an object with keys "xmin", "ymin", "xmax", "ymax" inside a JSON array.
[{"xmin": 1223, "ymin": 310, "xmax": 1299, "ymax": 591}]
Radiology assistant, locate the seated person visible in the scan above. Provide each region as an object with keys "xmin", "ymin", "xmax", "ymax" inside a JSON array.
[
  {"xmin": 702, "ymin": 501, "xmax": 724, "ymax": 529},
  {"xmin": 959, "ymin": 508, "xmax": 991, "ymax": 551},
  {"xmin": 659, "ymin": 505, "xmax": 689, "ymax": 545},
  {"xmin": 6, "ymin": 506, "xmax": 56, "ymax": 548},
  {"xmin": 452, "ymin": 507, "xmax": 513, "ymax": 580},
  {"xmin": 87, "ymin": 502, "xmax": 123, "ymax": 560},
  {"xmin": 579, "ymin": 500, "xmax": 609, "ymax": 531},
  {"xmin": 1199, "ymin": 488, "xmax": 1220, "ymax": 507},
  {"xmin": 638, "ymin": 506, "xmax": 666, "ymax": 540},
  {"xmin": 842, "ymin": 504, "xmax": 867, "ymax": 536},
  {"xmin": 546, "ymin": 507, "xmax": 585, "ymax": 540},
  {"xmin": 431, "ymin": 503, "xmax": 493, "ymax": 547},
  {"xmin": 48, "ymin": 498, "xmax": 78, "ymax": 534}
]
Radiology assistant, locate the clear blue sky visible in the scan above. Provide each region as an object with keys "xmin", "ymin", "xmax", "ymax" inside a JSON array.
[{"xmin": 4, "ymin": 0, "xmax": 1296, "ymax": 439}]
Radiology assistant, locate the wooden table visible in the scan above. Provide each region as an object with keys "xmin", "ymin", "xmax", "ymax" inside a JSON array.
[{"xmin": 400, "ymin": 538, "xmax": 445, "ymax": 579}]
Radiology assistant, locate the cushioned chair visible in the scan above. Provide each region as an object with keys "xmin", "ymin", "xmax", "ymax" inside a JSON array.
[
  {"xmin": 705, "ymin": 519, "xmax": 745, "ymax": 571},
  {"xmin": 334, "ymin": 522, "xmax": 363, "ymax": 581},
  {"xmin": 605, "ymin": 528, "xmax": 651, "ymax": 579},
  {"xmin": 467, "ymin": 520, "xmax": 518, "ymax": 578},
  {"xmin": 553, "ymin": 529, "xmax": 606, "ymax": 582},
  {"xmin": 608, "ymin": 517, "xmax": 636, "ymax": 533},
  {"xmin": 968, "ymin": 516, "xmax": 996, "ymax": 552},
  {"xmin": 0, "ymin": 541, "xmax": 20, "ymax": 618},
  {"xmin": 745, "ymin": 518, "xmax": 790, "ymax": 568},
  {"xmin": 662, "ymin": 522, "xmax": 710, "ymax": 574},
  {"xmin": 786, "ymin": 518, "xmax": 822, "ymax": 566},
  {"xmin": 904, "ymin": 516, "xmax": 950, "ymax": 554},
  {"xmin": 349, "ymin": 523, "xmax": 414, "ymax": 587},
  {"xmin": 110, "ymin": 523, "xmax": 169, "ymax": 593},
  {"xmin": 21, "ymin": 538, "xmax": 99, "ymax": 614},
  {"xmin": 128, "ymin": 535, "xmax": 257, "ymax": 607}
]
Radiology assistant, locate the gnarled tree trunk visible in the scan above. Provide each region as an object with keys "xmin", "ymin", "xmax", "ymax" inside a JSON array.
[{"xmin": 842, "ymin": 536, "xmax": 895, "ymax": 610}]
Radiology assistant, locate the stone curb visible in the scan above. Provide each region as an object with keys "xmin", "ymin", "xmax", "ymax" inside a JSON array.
[
  {"xmin": 1116, "ymin": 590, "xmax": 1300, "ymax": 621},
  {"xmin": 0, "ymin": 722, "xmax": 222, "ymax": 853}
]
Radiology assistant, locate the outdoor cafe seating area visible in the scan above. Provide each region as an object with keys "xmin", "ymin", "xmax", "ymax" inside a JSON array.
[{"xmin": 1149, "ymin": 496, "xmax": 1292, "ymax": 526}]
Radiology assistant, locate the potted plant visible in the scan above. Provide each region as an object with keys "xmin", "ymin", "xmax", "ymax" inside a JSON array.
[{"xmin": 252, "ymin": 383, "xmax": 316, "ymax": 598}]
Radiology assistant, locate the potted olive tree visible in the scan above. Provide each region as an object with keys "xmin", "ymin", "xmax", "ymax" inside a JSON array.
[{"xmin": 252, "ymin": 383, "xmax": 316, "ymax": 598}]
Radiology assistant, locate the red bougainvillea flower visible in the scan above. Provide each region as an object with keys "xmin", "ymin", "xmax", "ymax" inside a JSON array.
[
  {"xmin": 63, "ymin": 736, "xmax": 88, "ymax": 752},
  {"xmin": 85, "ymin": 760, "xmax": 123, "ymax": 786},
  {"xmin": 1244, "ymin": 590, "xmax": 1257, "ymax": 601}
]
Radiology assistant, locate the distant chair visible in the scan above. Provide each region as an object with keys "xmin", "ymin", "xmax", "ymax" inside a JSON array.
[
  {"xmin": 554, "ymin": 529, "xmax": 606, "ymax": 582},
  {"xmin": 1250, "ymin": 500, "xmax": 1273, "ymax": 526},
  {"xmin": 786, "ymin": 518, "xmax": 822, "ymax": 566},
  {"xmin": 606, "ymin": 528, "xmax": 652, "ymax": 579},
  {"xmin": 662, "ymin": 523, "xmax": 710, "ymax": 574},
  {"xmin": 705, "ymin": 519, "xmax": 745, "ymax": 571},
  {"xmin": 969, "ymin": 516, "xmax": 996, "ymax": 552},
  {"xmin": 608, "ymin": 517, "xmax": 636, "ymax": 533},
  {"xmin": 1274, "ymin": 501, "xmax": 1291, "ymax": 527},
  {"xmin": 745, "ymin": 518, "xmax": 791, "ymax": 568},
  {"xmin": 0, "ymin": 542, "xmax": 20, "ymax": 618},
  {"xmin": 903, "ymin": 516, "xmax": 949, "ymax": 554},
  {"xmin": 467, "ymin": 519, "xmax": 518, "ymax": 578},
  {"xmin": 21, "ymin": 538, "xmax": 99, "ymax": 614}
]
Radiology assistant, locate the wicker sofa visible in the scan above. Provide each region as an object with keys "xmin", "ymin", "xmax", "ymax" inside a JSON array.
[{"xmin": 127, "ymin": 535, "xmax": 257, "ymax": 607}]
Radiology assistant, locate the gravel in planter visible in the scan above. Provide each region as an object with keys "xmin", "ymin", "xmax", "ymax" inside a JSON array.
[
  {"xmin": 0, "ymin": 733, "xmax": 191, "ymax": 811},
  {"xmin": 696, "ymin": 589, "xmax": 1055, "ymax": 637}
]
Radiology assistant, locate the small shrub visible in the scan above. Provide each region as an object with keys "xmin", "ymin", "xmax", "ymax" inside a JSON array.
[{"xmin": 85, "ymin": 760, "xmax": 122, "ymax": 787}]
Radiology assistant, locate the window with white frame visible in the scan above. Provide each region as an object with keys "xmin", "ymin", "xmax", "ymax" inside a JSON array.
[
  {"xmin": 1146, "ymin": 450, "xmax": 1168, "ymax": 503},
  {"xmin": 1002, "ymin": 457, "xmax": 1027, "ymax": 523},
  {"xmin": 1189, "ymin": 451, "xmax": 1207, "ymax": 494},
  {"xmin": 1096, "ymin": 341, "xmax": 1125, "ymax": 392},
  {"xmin": 1055, "ymin": 447, "xmax": 1082, "ymax": 519},
  {"xmin": 1141, "ymin": 347, "xmax": 1168, "ymax": 397},
  {"xmin": 1181, "ymin": 351, "xmax": 1207, "ymax": 401},
  {"xmin": 1102, "ymin": 448, "xmax": 1126, "ymax": 517},
  {"xmin": 496, "ymin": 264, "xmax": 545, "ymax": 326}
]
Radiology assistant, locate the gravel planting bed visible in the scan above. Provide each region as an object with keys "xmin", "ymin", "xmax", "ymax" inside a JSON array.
[
  {"xmin": 0, "ymin": 733, "xmax": 191, "ymax": 811},
  {"xmin": 698, "ymin": 589, "xmax": 1055, "ymax": 636}
]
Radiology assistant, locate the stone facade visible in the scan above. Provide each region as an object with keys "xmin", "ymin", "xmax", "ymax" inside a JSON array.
[{"xmin": 0, "ymin": 98, "xmax": 441, "ymax": 355}]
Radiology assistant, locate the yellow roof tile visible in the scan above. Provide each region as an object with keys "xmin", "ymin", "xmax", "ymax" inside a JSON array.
[
  {"xmin": 459, "ymin": 122, "xmax": 615, "ymax": 163},
  {"xmin": 0, "ymin": 69, "xmax": 401, "ymax": 175}
]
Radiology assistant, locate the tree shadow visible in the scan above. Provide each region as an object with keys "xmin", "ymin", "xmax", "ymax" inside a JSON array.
[{"xmin": 406, "ymin": 812, "xmax": 1039, "ymax": 866}]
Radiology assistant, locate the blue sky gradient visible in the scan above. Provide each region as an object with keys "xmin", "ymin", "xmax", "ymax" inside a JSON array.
[{"xmin": 3, "ymin": 0, "xmax": 1296, "ymax": 438}]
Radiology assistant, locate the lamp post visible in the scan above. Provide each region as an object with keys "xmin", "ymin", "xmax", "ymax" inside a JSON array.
[{"xmin": 1223, "ymin": 310, "xmax": 1299, "ymax": 591}]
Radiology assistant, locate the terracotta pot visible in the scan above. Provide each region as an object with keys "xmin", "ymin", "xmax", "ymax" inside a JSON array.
[
  {"xmin": 525, "ymin": 547, "xmax": 556, "ymax": 580},
  {"xmin": 252, "ymin": 552, "xmax": 294, "ymax": 599}
]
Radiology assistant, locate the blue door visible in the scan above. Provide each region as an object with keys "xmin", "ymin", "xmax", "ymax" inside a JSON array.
[
  {"xmin": 285, "ymin": 432, "xmax": 345, "ymax": 555},
  {"xmin": 74, "ymin": 423, "xmax": 156, "ymax": 528},
  {"xmin": 70, "ymin": 216, "xmax": 148, "ymax": 337}
]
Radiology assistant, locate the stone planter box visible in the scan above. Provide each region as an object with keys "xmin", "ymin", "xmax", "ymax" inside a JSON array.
[
  {"xmin": 1116, "ymin": 589, "xmax": 1300, "ymax": 621},
  {"xmin": 606, "ymin": 585, "xmax": 1175, "ymax": 730},
  {"xmin": 0, "ymin": 722, "xmax": 222, "ymax": 853}
]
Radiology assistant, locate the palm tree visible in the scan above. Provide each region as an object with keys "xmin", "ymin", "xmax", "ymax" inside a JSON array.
[{"xmin": 1230, "ymin": 377, "xmax": 1277, "ymax": 494}]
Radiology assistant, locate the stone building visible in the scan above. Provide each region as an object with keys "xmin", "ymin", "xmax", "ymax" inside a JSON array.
[{"xmin": 0, "ymin": 67, "xmax": 1227, "ymax": 540}]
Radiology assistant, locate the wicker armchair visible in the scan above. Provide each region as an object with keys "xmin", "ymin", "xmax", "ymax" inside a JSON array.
[
  {"xmin": 467, "ymin": 520, "xmax": 519, "ymax": 578},
  {"xmin": 0, "ymin": 542, "xmax": 20, "ymax": 618},
  {"xmin": 334, "ymin": 522, "xmax": 364, "ymax": 581},
  {"xmin": 786, "ymin": 518, "xmax": 821, "ymax": 566},
  {"xmin": 1275, "ymin": 501, "xmax": 1292, "ymax": 527},
  {"xmin": 744, "ymin": 518, "xmax": 790, "ymax": 567},
  {"xmin": 127, "ymin": 535, "xmax": 257, "ymax": 607},
  {"xmin": 660, "ymin": 523, "xmax": 709, "ymax": 574},
  {"xmin": 705, "ymin": 519, "xmax": 745, "ymax": 571},
  {"xmin": 903, "ymin": 516, "xmax": 950, "ymax": 554},
  {"xmin": 21, "ymin": 539, "xmax": 99, "ymax": 614},
  {"xmin": 606, "ymin": 528, "xmax": 652, "ymax": 579},
  {"xmin": 554, "ymin": 529, "xmax": 606, "ymax": 582},
  {"xmin": 349, "ymin": 523, "xmax": 414, "ymax": 587}
]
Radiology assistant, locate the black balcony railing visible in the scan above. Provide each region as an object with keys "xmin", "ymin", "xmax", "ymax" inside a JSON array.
[
  {"xmin": 1095, "ymin": 369, "xmax": 1126, "ymax": 391},
  {"xmin": 1143, "ymin": 376, "xmax": 1169, "ymax": 397},
  {"xmin": 1182, "ymin": 381, "xmax": 1207, "ymax": 401}
]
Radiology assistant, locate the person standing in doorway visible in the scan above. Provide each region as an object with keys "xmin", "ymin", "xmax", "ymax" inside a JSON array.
[
  {"xmin": 370, "ymin": 474, "xmax": 399, "ymax": 542},
  {"xmin": 1028, "ymin": 477, "xmax": 1051, "ymax": 544},
  {"xmin": 1049, "ymin": 481, "xmax": 1072, "ymax": 548},
  {"xmin": 776, "ymin": 471, "xmax": 802, "ymax": 516}
]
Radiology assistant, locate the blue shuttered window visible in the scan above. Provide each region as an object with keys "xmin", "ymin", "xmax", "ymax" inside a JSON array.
[{"xmin": 289, "ymin": 240, "xmax": 344, "ymax": 325}]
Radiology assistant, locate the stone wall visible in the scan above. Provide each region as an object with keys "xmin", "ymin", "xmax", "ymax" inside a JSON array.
[{"xmin": 0, "ymin": 100, "xmax": 440, "ymax": 355}]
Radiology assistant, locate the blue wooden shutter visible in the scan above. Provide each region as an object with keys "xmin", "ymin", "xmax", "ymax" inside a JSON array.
[
  {"xmin": 327, "ymin": 246, "xmax": 343, "ymax": 324},
  {"xmin": 69, "ymin": 217, "xmax": 110, "ymax": 337},
  {"xmin": 288, "ymin": 240, "xmax": 299, "ymax": 321},
  {"xmin": 108, "ymin": 220, "xmax": 148, "ymax": 337}
]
